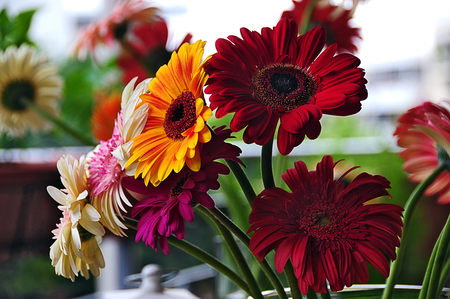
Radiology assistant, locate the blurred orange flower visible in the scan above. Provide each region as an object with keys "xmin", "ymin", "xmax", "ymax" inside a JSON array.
[{"xmin": 91, "ymin": 91, "xmax": 122, "ymax": 141}]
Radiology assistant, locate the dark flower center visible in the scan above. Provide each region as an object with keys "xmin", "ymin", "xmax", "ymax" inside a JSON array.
[
  {"xmin": 299, "ymin": 202, "xmax": 348, "ymax": 241},
  {"xmin": 170, "ymin": 172, "xmax": 189, "ymax": 198},
  {"xmin": 252, "ymin": 64, "xmax": 316, "ymax": 111},
  {"xmin": 114, "ymin": 22, "xmax": 129, "ymax": 40},
  {"xmin": 164, "ymin": 91, "xmax": 197, "ymax": 141},
  {"xmin": 1, "ymin": 80, "xmax": 35, "ymax": 112},
  {"xmin": 144, "ymin": 46, "xmax": 172, "ymax": 76}
]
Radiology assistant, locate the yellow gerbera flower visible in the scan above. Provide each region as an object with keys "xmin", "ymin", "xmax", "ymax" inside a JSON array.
[{"xmin": 126, "ymin": 40, "xmax": 212, "ymax": 186}]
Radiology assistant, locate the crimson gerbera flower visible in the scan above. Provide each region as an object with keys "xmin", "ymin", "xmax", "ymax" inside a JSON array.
[
  {"xmin": 123, "ymin": 126, "xmax": 243, "ymax": 253},
  {"xmin": 248, "ymin": 155, "xmax": 403, "ymax": 294},
  {"xmin": 205, "ymin": 18, "xmax": 367, "ymax": 155},
  {"xmin": 281, "ymin": 0, "xmax": 362, "ymax": 54},
  {"xmin": 394, "ymin": 101, "xmax": 450, "ymax": 204},
  {"xmin": 117, "ymin": 18, "xmax": 192, "ymax": 85}
]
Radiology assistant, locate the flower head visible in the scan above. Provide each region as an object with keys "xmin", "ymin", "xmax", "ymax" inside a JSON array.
[
  {"xmin": 48, "ymin": 155, "xmax": 105, "ymax": 281},
  {"xmin": 88, "ymin": 115, "xmax": 132, "ymax": 237},
  {"xmin": 126, "ymin": 40, "xmax": 213, "ymax": 187},
  {"xmin": 394, "ymin": 101, "xmax": 450, "ymax": 204},
  {"xmin": 205, "ymin": 18, "xmax": 367, "ymax": 155},
  {"xmin": 248, "ymin": 155, "xmax": 403, "ymax": 294},
  {"xmin": 281, "ymin": 0, "xmax": 362, "ymax": 54},
  {"xmin": 0, "ymin": 45, "xmax": 62, "ymax": 136},
  {"xmin": 72, "ymin": 0, "xmax": 159, "ymax": 59},
  {"xmin": 117, "ymin": 18, "xmax": 193, "ymax": 85},
  {"xmin": 124, "ymin": 126, "xmax": 243, "ymax": 254}
]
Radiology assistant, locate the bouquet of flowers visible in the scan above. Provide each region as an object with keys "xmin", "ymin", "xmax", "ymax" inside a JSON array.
[{"xmin": 3, "ymin": 0, "xmax": 450, "ymax": 298}]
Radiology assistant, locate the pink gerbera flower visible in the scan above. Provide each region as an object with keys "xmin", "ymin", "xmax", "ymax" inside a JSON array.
[
  {"xmin": 205, "ymin": 18, "xmax": 367, "ymax": 155},
  {"xmin": 248, "ymin": 155, "xmax": 403, "ymax": 294},
  {"xmin": 72, "ymin": 0, "xmax": 159, "ymax": 59},
  {"xmin": 394, "ymin": 101, "xmax": 450, "ymax": 204},
  {"xmin": 123, "ymin": 126, "xmax": 243, "ymax": 254},
  {"xmin": 88, "ymin": 114, "xmax": 131, "ymax": 236}
]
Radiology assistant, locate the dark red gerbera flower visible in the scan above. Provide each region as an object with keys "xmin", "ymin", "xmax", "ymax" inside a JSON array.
[
  {"xmin": 205, "ymin": 18, "xmax": 367, "ymax": 155},
  {"xmin": 394, "ymin": 101, "xmax": 450, "ymax": 204},
  {"xmin": 117, "ymin": 18, "xmax": 192, "ymax": 85},
  {"xmin": 123, "ymin": 126, "xmax": 243, "ymax": 253},
  {"xmin": 248, "ymin": 155, "xmax": 403, "ymax": 294},
  {"xmin": 281, "ymin": 0, "xmax": 362, "ymax": 54}
]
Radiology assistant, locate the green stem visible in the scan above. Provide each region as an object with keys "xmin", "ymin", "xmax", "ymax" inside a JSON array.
[
  {"xmin": 23, "ymin": 99, "xmax": 96, "ymax": 146},
  {"xmin": 306, "ymin": 288, "xmax": 319, "ymax": 299},
  {"xmin": 122, "ymin": 217, "xmax": 250, "ymax": 294},
  {"xmin": 298, "ymin": 0, "xmax": 319, "ymax": 35},
  {"xmin": 437, "ymin": 243, "xmax": 450, "ymax": 294},
  {"xmin": 226, "ymin": 159, "xmax": 257, "ymax": 206},
  {"xmin": 261, "ymin": 136, "xmax": 275, "ymax": 189},
  {"xmin": 320, "ymin": 284, "xmax": 332, "ymax": 299},
  {"xmin": 382, "ymin": 164, "xmax": 446, "ymax": 299},
  {"xmin": 424, "ymin": 214, "xmax": 450, "ymax": 299},
  {"xmin": 419, "ymin": 239, "xmax": 438, "ymax": 299},
  {"xmin": 274, "ymin": 153, "xmax": 287, "ymax": 187},
  {"xmin": 205, "ymin": 206, "xmax": 288, "ymax": 299},
  {"xmin": 197, "ymin": 207, "xmax": 263, "ymax": 299},
  {"xmin": 284, "ymin": 261, "xmax": 302, "ymax": 299}
]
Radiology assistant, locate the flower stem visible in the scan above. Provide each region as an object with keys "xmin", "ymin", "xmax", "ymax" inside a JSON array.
[
  {"xmin": 422, "ymin": 213, "xmax": 450, "ymax": 299},
  {"xmin": 284, "ymin": 261, "xmax": 302, "ymax": 299},
  {"xmin": 438, "ymin": 243, "xmax": 450, "ymax": 293},
  {"xmin": 204, "ymin": 206, "xmax": 289, "ymax": 299},
  {"xmin": 226, "ymin": 159, "xmax": 257, "ymax": 205},
  {"xmin": 261, "ymin": 136, "xmax": 275, "ymax": 189},
  {"xmin": 23, "ymin": 99, "xmax": 96, "ymax": 146},
  {"xmin": 197, "ymin": 207, "xmax": 263, "ymax": 299},
  {"xmin": 122, "ymin": 217, "xmax": 251, "ymax": 294},
  {"xmin": 382, "ymin": 164, "xmax": 446, "ymax": 299},
  {"xmin": 298, "ymin": 0, "xmax": 318, "ymax": 35}
]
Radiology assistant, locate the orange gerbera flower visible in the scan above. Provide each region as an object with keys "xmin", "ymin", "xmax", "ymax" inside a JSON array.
[{"xmin": 126, "ymin": 40, "xmax": 212, "ymax": 186}]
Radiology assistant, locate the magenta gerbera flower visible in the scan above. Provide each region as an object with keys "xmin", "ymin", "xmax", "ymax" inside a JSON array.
[
  {"xmin": 394, "ymin": 101, "xmax": 450, "ymax": 204},
  {"xmin": 248, "ymin": 155, "xmax": 403, "ymax": 294},
  {"xmin": 205, "ymin": 18, "xmax": 367, "ymax": 155},
  {"xmin": 123, "ymin": 126, "xmax": 243, "ymax": 253}
]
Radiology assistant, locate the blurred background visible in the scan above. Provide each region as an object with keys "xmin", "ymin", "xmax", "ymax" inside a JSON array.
[{"xmin": 1, "ymin": 0, "xmax": 450, "ymax": 298}]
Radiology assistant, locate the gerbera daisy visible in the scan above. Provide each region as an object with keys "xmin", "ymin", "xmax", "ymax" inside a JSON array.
[
  {"xmin": 394, "ymin": 101, "xmax": 450, "ymax": 204},
  {"xmin": 91, "ymin": 90, "xmax": 122, "ymax": 141},
  {"xmin": 72, "ymin": 0, "xmax": 159, "ymax": 59},
  {"xmin": 0, "ymin": 45, "xmax": 62, "ymax": 136},
  {"xmin": 112, "ymin": 77, "xmax": 151, "ymax": 174},
  {"xmin": 88, "ymin": 116, "xmax": 131, "ymax": 237},
  {"xmin": 125, "ymin": 40, "xmax": 213, "ymax": 187},
  {"xmin": 87, "ymin": 77, "xmax": 152, "ymax": 236},
  {"xmin": 48, "ymin": 155, "xmax": 105, "ymax": 281},
  {"xmin": 205, "ymin": 18, "xmax": 367, "ymax": 156},
  {"xmin": 123, "ymin": 126, "xmax": 243, "ymax": 254},
  {"xmin": 248, "ymin": 155, "xmax": 403, "ymax": 294},
  {"xmin": 281, "ymin": 0, "xmax": 362, "ymax": 54},
  {"xmin": 117, "ymin": 18, "xmax": 193, "ymax": 85}
]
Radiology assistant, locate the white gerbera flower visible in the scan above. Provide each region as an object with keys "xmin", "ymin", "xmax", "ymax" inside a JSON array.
[{"xmin": 0, "ymin": 45, "xmax": 62, "ymax": 136}]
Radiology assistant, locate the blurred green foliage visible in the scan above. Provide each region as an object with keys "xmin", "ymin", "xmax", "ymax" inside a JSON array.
[{"xmin": 0, "ymin": 8, "xmax": 36, "ymax": 51}]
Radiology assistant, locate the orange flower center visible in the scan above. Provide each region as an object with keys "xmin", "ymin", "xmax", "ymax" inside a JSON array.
[
  {"xmin": 252, "ymin": 64, "xmax": 316, "ymax": 111},
  {"xmin": 164, "ymin": 91, "xmax": 197, "ymax": 141}
]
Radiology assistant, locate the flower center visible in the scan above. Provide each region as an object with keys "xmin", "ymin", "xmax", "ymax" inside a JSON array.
[
  {"xmin": 169, "ymin": 172, "xmax": 189, "ymax": 198},
  {"xmin": 114, "ymin": 22, "xmax": 129, "ymax": 40},
  {"xmin": 252, "ymin": 64, "xmax": 316, "ymax": 111},
  {"xmin": 299, "ymin": 202, "xmax": 348, "ymax": 241},
  {"xmin": 164, "ymin": 91, "xmax": 197, "ymax": 141},
  {"xmin": 1, "ymin": 80, "xmax": 35, "ymax": 111}
]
